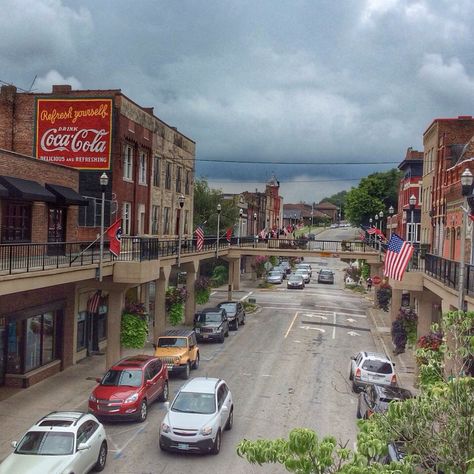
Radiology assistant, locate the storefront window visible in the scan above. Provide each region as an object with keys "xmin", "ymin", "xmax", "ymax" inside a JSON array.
[
  {"xmin": 97, "ymin": 304, "xmax": 107, "ymax": 341},
  {"xmin": 42, "ymin": 312, "xmax": 55, "ymax": 364},
  {"xmin": 25, "ymin": 316, "xmax": 42, "ymax": 372},
  {"xmin": 6, "ymin": 320, "xmax": 22, "ymax": 374},
  {"xmin": 77, "ymin": 312, "xmax": 87, "ymax": 352}
]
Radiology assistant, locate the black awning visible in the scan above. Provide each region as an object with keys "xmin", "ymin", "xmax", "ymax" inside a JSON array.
[
  {"xmin": 0, "ymin": 176, "xmax": 56, "ymax": 202},
  {"xmin": 45, "ymin": 183, "xmax": 89, "ymax": 206},
  {"xmin": 0, "ymin": 183, "xmax": 9, "ymax": 198}
]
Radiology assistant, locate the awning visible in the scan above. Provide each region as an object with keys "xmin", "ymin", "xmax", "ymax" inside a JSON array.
[
  {"xmin": 0, "ymin": 176, "xmax": 56, "ymax": 202},
  {"xmin": 0, "ymin": 183, "xmax": 9, "ymax": 198},
  {"xmin": 45, "ymin": 183, "xmax": 89, "ymax": 206}
]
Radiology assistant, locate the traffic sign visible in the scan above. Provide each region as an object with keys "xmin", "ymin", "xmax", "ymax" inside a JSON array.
[{"xmin": 372, "ymin": 275, "xmax": 382, "ymax": 285}]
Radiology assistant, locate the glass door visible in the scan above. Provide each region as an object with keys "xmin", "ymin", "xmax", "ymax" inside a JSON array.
[
  {"xmin": 0, "ymin": 317, "xmax": 5, "ymax": 385},
  {"xmin": 48, "ymin": 207, "xmax": 66, "ymax": 256}
]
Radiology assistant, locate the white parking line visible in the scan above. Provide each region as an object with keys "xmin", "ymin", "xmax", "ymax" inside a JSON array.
[
  {"xmin": 239, "ymin": 291, "xmax": 253, "ymax": 301},
  {"xmin": 333, "ymin": 313, "xmax": 336, "ymax": 339},
  {"xmin": 111, "ymin": 422, "xmax": 148, "ymax": 459},
  {"xmin": 284, "ymin": 312, "xmax": 299, "ymax": 338}
]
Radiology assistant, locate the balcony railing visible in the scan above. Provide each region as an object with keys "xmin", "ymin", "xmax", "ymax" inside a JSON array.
[{"xmin": 0, "ymin": 236, "xmax": 375, "ymax": 276}]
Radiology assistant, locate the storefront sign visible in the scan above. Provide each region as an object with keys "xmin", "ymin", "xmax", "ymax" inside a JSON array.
[{"xmin": 35, "ymin": 98, "xmax": 113, "ymax": 170}]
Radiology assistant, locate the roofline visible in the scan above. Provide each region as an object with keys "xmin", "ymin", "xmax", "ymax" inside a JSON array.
[{"xmin": 423, "ymin": 116, "xmax": 474, "ymax": 136}]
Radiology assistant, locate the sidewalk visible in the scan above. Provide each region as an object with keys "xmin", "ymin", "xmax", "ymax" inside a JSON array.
[{"xmin": 364, "ymin": 293, "xmax": 418, "ymax": 394}]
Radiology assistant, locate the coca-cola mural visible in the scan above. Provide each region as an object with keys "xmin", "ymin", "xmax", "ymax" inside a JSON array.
[{"xmin": 35, "ymin": 98, "xmax": 113, "ymax": 170}]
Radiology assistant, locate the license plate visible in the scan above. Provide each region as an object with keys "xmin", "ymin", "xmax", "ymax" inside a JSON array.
[{"xmin": 178, "ymin": 443, "xmax": 189, "ymax": 450}]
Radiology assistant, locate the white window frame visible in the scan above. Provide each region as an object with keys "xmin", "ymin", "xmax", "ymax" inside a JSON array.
[
  {"xmin": 151, "ymin": 205, "xmax": 160, "ymax": 235},
  {"xmin": 122, "ymin": 202, "xmax": 132, "ymax": 235},
  {"xmin": 139, "ymin": 152, "xmax": 147, "ymax": 185},
  {"xmin": 123, "ymin": 145, "xmax": 133, "ymax": 181}
]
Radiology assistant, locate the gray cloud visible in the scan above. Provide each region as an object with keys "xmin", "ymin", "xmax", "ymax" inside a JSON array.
[{"xmin": 3, "ymin": 0, "xmax": 474, "ymax": 201}]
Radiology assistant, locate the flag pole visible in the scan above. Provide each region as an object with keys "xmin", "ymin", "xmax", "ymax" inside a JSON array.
[{"xmin": 70, "ymin": 221, "xmax": 115, "ymax": 265}]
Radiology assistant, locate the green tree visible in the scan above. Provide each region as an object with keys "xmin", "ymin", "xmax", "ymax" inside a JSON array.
[
  {"xmin": 193, "ymin": 178, "xmax": 238, "ymax": 233},
  {"xmin": 320, "ymin": 190, "xmax": 348, "ymax": 210}
]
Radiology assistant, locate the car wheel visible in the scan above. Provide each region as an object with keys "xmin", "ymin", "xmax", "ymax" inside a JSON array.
[
  {"xmin": 241, "ymin": 315, "xmax": 246, "ymax": 325},
  {"xmin": 138, "ymin": 400, "xmax": 148, "ymax": 422},
  {"xmin": 234, "ymin": 319, "xmax": 239, "ymax": 331},
  {"xmin": 356, "ymin": 401, "xmax": 362, "ymax": 419},
  {"xmin": 158, "ymin": 381, "xmax": 169, "ymax": 402},
  {"xmin": 349, "ymin": 368, "xmax": 354, "ymax": 381},
  {"xmin": 225, "ymin": 408, "xmax": 233, "ymax": 431},
  {"xmin": 182, "ymin": 362, "xmax": 191, "ymax": 379},
  {"xmin": 192, "ymin": 352, "xmax": 200, "ymax": 369},
  {"xmin": 225, "ymin": 326, "xmax": 229, "ymax": 337},
  {"xmin": 352, "ymin": 382, "xmax": 360, "ymax": 393},
  {"xmin": 211, "ymin": 430, "xmax": 222, "ymax": 455},
  {"xmin": 93, "ymin": 441, "xmax": 107, "ymax": 472},
  {"xmin": 219, "ymin": 332, "xmax": 225, "ymax": 343},
  {"xmin": 159, "ymin": 439, "xmax": 167, "ymax": 452}
]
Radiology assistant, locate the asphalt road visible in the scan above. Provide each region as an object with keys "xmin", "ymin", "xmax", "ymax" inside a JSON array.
[{"xmin": 100, "ymin": 254, "xmax": 377, "ymax": 474}]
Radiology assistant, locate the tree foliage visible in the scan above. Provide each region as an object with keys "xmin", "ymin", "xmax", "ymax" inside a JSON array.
[
  {"xmin": 193, "ymin": 178, "xmax": 239, "ymax": 232},
  {"xmin": 320, "ymin": 190, "xmax": 348, "ymax": 210},
  {"xmin": 344, "ymin": 169, "xmax": 402, "ymax": 226}
]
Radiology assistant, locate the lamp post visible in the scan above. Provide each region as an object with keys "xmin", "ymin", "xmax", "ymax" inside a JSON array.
[
  {"xmin": 369, "ymin": 217, "xmax": 373, "ymax": 246},
  {"xmin": 216, "ymin": 203, "xmax": 222, "ymax": 258},
  {"xmin": 378, "ymin": 210, "xmax": 384, "ymax": 258},
  {"xmin": 98, "ymin": 172, "xmax": 109, "ymax": 282},
  {"xmin": 458, "ymin": 169, "xmax": 473, "ymax": 311},
  {"xmin": 177, "ymin": 194, "xmax": 185, "ymax": 267},
  {"xmin": 276, "ymin": 216, "xmax": 280, "ymax": 239},
  {"xmin": 388, "ymin": 205, "xmax": 394, "ymax": 238},
  {"xmin": 374, "ymin": 214, "xmax": 379, "ymax": 250},
  {"xmin": 238, "ymin": 208, "xmax": 243, "ymax": 246},
  {"xmin": 294, "ymin": 213, "xmax": 297, "ymax": 237},
  {"xmin": 409, "ymin": 195, "xmax": 416, "ymax": 245}
]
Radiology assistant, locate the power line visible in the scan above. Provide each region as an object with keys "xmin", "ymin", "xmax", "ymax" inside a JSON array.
[
  {"xmin": 205, "ymin": 177, "xmax": 363, "ymax": 183},
  {"xmin": 196, "ymin": 158, "xmax": 398, "ymax": 165}
]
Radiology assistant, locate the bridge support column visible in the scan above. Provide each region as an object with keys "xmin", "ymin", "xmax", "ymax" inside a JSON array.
[
  {"xmin": 140, "ymin": 282, "xmax": 150, "ymax": 314},
  {"xmin": 183, "ymin": 260, "xmax": 200, "ymax": 325},
  {"xmin": 390, "ymin": 288, "xmax": 402, "ymax": 323},
  {"xmin": 153, "ymin": 266, "xmax": 171, "ymax": 341},
  {"xmin": 369, "ymin": 263, "xmax": 383, "ymax": 305},
  {"xmin": 106, "ymin": 288, "xmax": 125, "ymax": 370},
  {"xmin": 413, "ymin": 290, "xmax": 439, "ymax": 339}
]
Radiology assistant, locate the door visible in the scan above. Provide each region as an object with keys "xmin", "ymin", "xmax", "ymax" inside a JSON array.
[
  {"xmin": 144, "ymin": 364, "xmax": 159, "ymax": 401},
  {"xmin": 0, "ymin": 318, "xmax": 5, "ymax": 385},
  {"xmin": 47, "ymin": 207, "xmax": 66, "ymax": 256}
]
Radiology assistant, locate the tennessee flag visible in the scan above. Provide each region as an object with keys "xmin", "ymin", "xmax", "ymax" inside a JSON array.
[
  {"xmin": 107, "ymin": 219, "xmax": 122, "ymax": 257},
  {"xmin": 225, "ymin": 227, "xmax": 233, "ymax": 242}
]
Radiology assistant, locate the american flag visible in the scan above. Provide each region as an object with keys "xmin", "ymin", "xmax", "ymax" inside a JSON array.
[
  {"xmin": 87, "ymin": 291, "xmax": 101, "ymax": 314},
  {"xmin": 383, "ymin": 233, "xmax": 414, "ymax": 281},
  {"xmin": 367, "ymin": 226, "xmax": 377, "ymax": 235},
  {"xmin": 195, "ymin": 225, "xmax": 204, "ymax": 251}
]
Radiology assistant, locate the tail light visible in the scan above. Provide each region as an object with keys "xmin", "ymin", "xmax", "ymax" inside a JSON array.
[
  {"xmin": 355, "ymin": 368, "xmax": 361, "ymax": 379},
  {"xmin": 391, "ymin": 374, "xmax": 397, "ymax": 385},
  {"xmin": 367, "ymin": 409, "xmax": 373, "ymax": 418}
]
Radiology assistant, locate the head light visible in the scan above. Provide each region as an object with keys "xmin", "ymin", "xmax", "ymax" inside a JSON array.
[
  {"xmin": 125, "ymin": 393, "xmax": 139, "ymax": 404},
  {"xmin": 200, "ymin": 426, "xmax": 213, "ymax": 436},
  {"xmin": 161, "ymin": 422, "xmax": 170, "ymax": 433},
  {"xmin": 89, "ymin": 394, "xmax": 97, "ymax": 403}
]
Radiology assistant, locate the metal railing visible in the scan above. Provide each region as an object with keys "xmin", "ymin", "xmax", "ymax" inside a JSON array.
[{"xmin": 0, "ymin": 236, "xmax": 376, "ymax": 276}]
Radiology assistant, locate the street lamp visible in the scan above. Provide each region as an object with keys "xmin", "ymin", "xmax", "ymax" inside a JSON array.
[
  {"xmin": 276, "ymin": 216, "xmax": 280, "ymax": 239},
  {"xmin": 409, "ymin": 195, "xmax": 416, "ymax": 244},
  {"xmin": 378, "ymin": 210, "xmax": 384, "ymax": 257},
  {"xmin": 458, "ymin": 169, "xmax": 473, "ymax": 311},
  {"xmin": 177, "ymin": 194, "xmax": 185, "ymax": 267},
  {"xmin": 369, "ymin": 217, "xmax": 373, "ymax": 246},
  {"xmin": 388, "ymin": 205, "xmax": 394, "ymax": 238},
  {"xmin": 98, "ymin": 172, "xmax": 109, "ymax": 282},
  {"xmin": 216, "ymin": 203, "xmax": 222, "ymax": 258},
  {"xmin": 253, "ymin": 212, "xmax": 257, "ymax": 247},
  {"xmin": 294, "ymin": 213, "xmax": 297, "ymax": 237},
  {"xmin": 375, "ymin": 214, "xmax": 379, "ymax": 252},
  {"xmin": 238, "ymin": 208, "xmax": 243, "ymax": 246}
]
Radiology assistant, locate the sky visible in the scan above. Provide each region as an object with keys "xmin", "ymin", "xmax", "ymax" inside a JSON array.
[{"xmin": 2, "ymin": 0, "xmax": 474, "ymax": 203}]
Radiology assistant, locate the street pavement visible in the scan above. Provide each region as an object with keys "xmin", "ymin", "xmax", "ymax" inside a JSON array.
[{"xmin": 0, "ymin": 254, "xmax": 418, "ymax": 473}]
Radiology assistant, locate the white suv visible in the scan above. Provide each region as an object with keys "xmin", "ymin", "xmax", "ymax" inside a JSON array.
[
  {"xmin": 159, "ymin": 377, "xmax": 233, "ymax": 455},
  {"xmin": 0, "ymin": 411, "xmax": 107, "ymax": 474},
  {"xmin": 349, "ymin": 351, "xmax": 397, "ymax": 392}
]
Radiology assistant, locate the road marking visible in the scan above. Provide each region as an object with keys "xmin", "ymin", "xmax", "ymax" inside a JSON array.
[
  {"xmin": 346, "ymin": 318, "xmax": 357, "ymax": 323},
  {"xmin": 333, "ymin": 313, "xmax": 336, "ymax": 339},
  {"xmin": 303, "ymin": 313, "xmax": 328, "ymax": 319},
  {"xmin": 112, "ymin": 422, "xmax": 148, "ymax": 459},
  {"xmin": 299, "ymin": 325, "xmax": 326, "ymax": 333},
  {"xmin": 347, "ymin": 331, "xmax": 360, "ymax": 336},
  {"xmin": 240, "ymin": 291, "xmax": 253, "ymax": 301},
  {"xmin": 284, "ymin": 312, "xmax": 299, "ymax": 338},
  {"xmin": 261, "ymin": 374, "xmax": 272, "ymax": 377},
  {"xmin": 210, "ymin": 291, "xmax": 217, "ymax": 296},
  {"xmin": 293, "ymin": 340, "xmax": 302, "ymax": 343}
]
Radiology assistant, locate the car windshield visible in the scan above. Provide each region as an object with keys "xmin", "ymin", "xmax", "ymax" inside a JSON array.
[
  {"xmin": 362, "ymin": 360, "xmax": 393, "ymax": 374},
  {"xmin": 289, "ymin": 276, "xmax": 302, "ymax": 282},
  {"xmin": 269, "ymin": 271, "xmax": 281, "ymax": 276},
  {"xmin": 15, "ymin": 431, "xmax": 74, "ymax": 456},
  {"xmin": 101, "ymin": 369, "xmax": 143, "ymax": 387},
  {"xmin": 197, "ymin": 312, "xmax": 222, "ymax": 323},
  {"xmin": 172, "ymin": 392, "xmax": 216, "ymax": 414},
  {"xmin": 157, "ymin": 337, "xmax": 187, "ymax": 348},
  {"xmin": 219, "ymin": 303, "xmax": 236, "ymax": 313}
]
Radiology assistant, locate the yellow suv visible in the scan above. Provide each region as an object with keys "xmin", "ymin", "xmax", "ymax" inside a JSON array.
[{"xmin": 154, "ymin": 329, "xmax": 200, "ymax": 379}]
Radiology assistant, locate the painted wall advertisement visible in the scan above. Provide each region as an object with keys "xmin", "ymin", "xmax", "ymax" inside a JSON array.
[{"xmin": 35, "ymin": 98, "xmax": 113, "ymax": 170}]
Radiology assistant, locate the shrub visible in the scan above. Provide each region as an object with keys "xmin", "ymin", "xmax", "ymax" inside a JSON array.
[
  {"xmin": 195, "ymin": 276, "xmax": 211, "ymax": 304},
  {"xmin": 211, "ymin": 265, "xmax": 228, "ymax": 287},
  {"xmin": 376, "ymin": 283, "xmax": 392, "ymax": 311},
  {"xmin": 242, "ymin": 301, "xmax": 257, "ymax": 312},
  {"xmin": 121, "ymin": 312, "xmax": 148, "ymax": 348},
  {"xmin": 398, "ymin": 307, "xmax": 418, "ymax": 346},
  {"xmin": 166, "ymin": 287, "xmax": 187, "ymax": 326},
  {"xmin": 169, "ymin": 302, "xmax": 184, "ymax": 326}
]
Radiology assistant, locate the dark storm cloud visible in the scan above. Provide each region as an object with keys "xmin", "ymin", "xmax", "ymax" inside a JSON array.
[{"xmin": 2, "ymin": 0, "xmax": 474, "ymax": 201}]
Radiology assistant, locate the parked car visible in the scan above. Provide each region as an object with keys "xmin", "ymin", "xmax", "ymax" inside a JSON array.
[
  {"xmin": 356, "ymin": 384, "xmax": 412, "ymax": 419},
  {"xmin": 194, "ymin": 307, "xmax": 230, "ymax": 343},
  {"xmin": 0, "ymin": 411, "xmax": 107, "ymax": 474},
  {"xmin": 349, "ymin": 351, "xmax": 397, "ymax": 392},
  {"xmin": 308, "ymin": 233, "xmax": 316, "ymax": 241},
  {"xmin": 159, "ymin": 377, "xmax": 233, "ymax": 454},
  {"xmin": 287, "ymin": 274, "xmax": 305, "ymax": 289},
  {"xmin": 89, "ymin": 355, "xmax": 168, "ymax": 422},
  {"xmin": 266, "ymin": 270, "xmax": 284, "ymax": 284},
  {"xmin": 217, "ymin": 301, "xmax": 246, "ymax": 330},
  {"xmin": 317, "ymin": 269, "xmax": 335, "ymax": 284},
  {"xmin": 154, "ymin": 329, "xmax": 200, "ymax": 379},
  {"xmin": 296, "ymin": 263, "xmax": 312, "ymax": 277},
  {"xmin": 274, "ymin": 265, "xmax": 287, "ymax": 279},
  {"xmin": 294, "ymin": 268, "xmax": 310, "ymax": 283},
  {"xmin": 279, "ymin": 260, "xmax": 291, "ymax": 274}
]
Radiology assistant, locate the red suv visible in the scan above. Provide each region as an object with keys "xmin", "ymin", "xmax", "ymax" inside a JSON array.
[{"xmin": 89, "ymin": 355, "xmax": 168, "ymax": 422}]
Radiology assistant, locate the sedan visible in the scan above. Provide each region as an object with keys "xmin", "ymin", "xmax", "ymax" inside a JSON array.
[
  {"xmin": 318, "ymin": 269, "xmax": 334, "ymax": 284},
  {"xmin": 287, "ymin": 274, "xmax": 305, "ymax": 289},
  {"xmin": 0, "ymin": 412, "xmax": 107, "ymax": 474},
  {"xmin": 294, "ymin": 269, "xmax": 310, "ymax": 283},
  {"xmin": 357, "ymin": 384, "xmax": 412, "ymax": 419},
  {"xmin": 266, "ymin": 270, "xmax": 283, "ymax": 284}
]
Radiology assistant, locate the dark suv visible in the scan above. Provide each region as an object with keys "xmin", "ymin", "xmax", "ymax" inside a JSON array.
[
  {"xmin": 194, "ymin": 307, "xmax": 230, "ymax": 343},
  {"xmin": 356, "ymin": 384, "xmax": 412, "ymax": 419},
  {"xmin": 217, "ymin": 301, "xmax": 246, "ymax": 330}
]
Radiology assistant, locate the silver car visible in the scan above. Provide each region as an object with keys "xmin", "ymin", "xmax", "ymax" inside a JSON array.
[
  {"xmin": 0, "ymin": 411, "xmax": 107, "ymax": 474},
  {"xmin": 349, "ymin": 351, "xmax": 397, "ymax": 392},
  {"xmin": 294, "ymin": 269, "xmax": 310, "ymax": 283},
  {"xmin": 160, "ymin": 377, "xmax": 233, "ymax": 454},
  {"xmin": 266, "ymin": 270, "xmax": 283, "ymax": 284}
]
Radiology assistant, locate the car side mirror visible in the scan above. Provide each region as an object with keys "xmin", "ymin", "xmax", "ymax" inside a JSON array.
[
  {"xmin": 392, "ymin": 363, "xmax": 396, "ymax": 367},
  {"xmin": 350, "ymin": 356, "xmax": 355, "ymax": 361},
  {"xmin": 164, "ymin": 401, "xmax": 170, "ymax": 411},
  {"xmin": 11, "ymin": 441, "xmax": 17, "ymax": 449},
  {"xmin": 95, "ymin": 377, "xmax": 102, "ymax": 384},
  {"xmin": 77, "ymin": 443, "xmax": 90, "ymax": 451}
]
